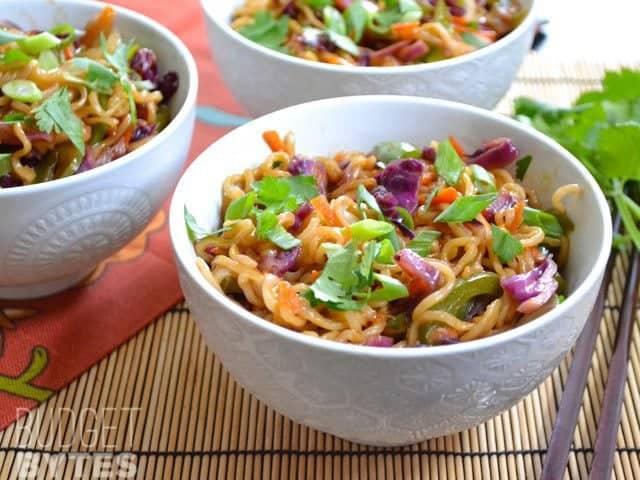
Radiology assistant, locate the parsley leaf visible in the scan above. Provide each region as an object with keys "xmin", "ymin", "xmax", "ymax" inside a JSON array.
[
  {"xmin": 33, "ymin": 87, "xmax": 85, "ymax": 155},
  {"xmin": 435, "ymin": 139, "xmax": 465, "ymax": 186},
  {"xmin": 239, "ymin": 11, "xmax": 290, "ymax": 52},
  {"xmin": 491, "ymin": 225, "xmax": 523, "ymax": 263},
  {"xmin": 407, "ymin": 229, "xmax": 441, "ymax": 256}
]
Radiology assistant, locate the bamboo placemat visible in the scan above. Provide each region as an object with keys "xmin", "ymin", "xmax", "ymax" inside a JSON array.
[{"xmin": 1, "ymin": 57, "xmax": 639, "ymax": 480}]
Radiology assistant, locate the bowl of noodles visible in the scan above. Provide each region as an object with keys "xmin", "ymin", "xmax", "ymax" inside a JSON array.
[
  {"xmin": 0, "ymin": 1, "xmax": 198, "ymax": 299},
  {"xmin": 200, "ymin": 0, "xmax": 537, "ymax": 116},
  {"xmin": 170, "ymin": 96, "xmax": 611, "ymax": 446}
]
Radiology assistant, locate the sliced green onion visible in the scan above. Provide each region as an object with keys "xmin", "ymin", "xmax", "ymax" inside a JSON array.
[
  {"xmin": 350, "ymin": 219, "xmax": 394, "ymax": 241},
  {"xmin": 18, "ymin": 32, "xmax": 61, "ymax": 55},
  {"xmin": 1, "ymin": 112, "xmax": 26, "ymax": 124},
  {"xmin": 369, "ymin": 273, "xmax": 409, "ymax": 302},
  {"xmin": 396, "ymin": 206, "xmax": 414, "ymax": 230},
  {"xmin": 407, "ymin": 229, "xmax": 441, "ymax": 257},
  {"xmin": 523, "ymin": 207, "xmax": 564, "ymax": 238},
  {"xmin": 373, "ymin": 141, "xmax": 421, "ymax": 165},
  {"xmin": 0, "ymin": 153, "xmax": 12, "ymax": 176},
  {"xmin": 434, "ymin": 193, "xmax": 498, "ymax": 223},
  {"xmin": 0, "ymin": 48, "xmax": 31, "ymax": 67},
  {"xmin": 89, "ymin": 123, "xmax": 108, "ymax": 145},
  {"xmin": 38, "ymin": 50, "xmax": 60, "ymax": 71},
  {"xmin": 376, "ymin": 238, "xmax": 395, "ymax": 264},
  {"xmin": 0, "ymin": 28, "xmax": 26, "ymax": 45},
  {"xmin": 49, "ymin": 24, "xmax": 76, "ymax": 47},
  {"xmin": 470, "ymin": 164, "xmax": 497, "ymax": 194},
  {"xmin": 1, "ymin": 80, "xmax": 43, "ymax": 103}
]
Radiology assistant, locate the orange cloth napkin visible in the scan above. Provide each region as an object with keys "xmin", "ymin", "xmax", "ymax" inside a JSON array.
[{"xmin": 0, "ymin": 0, "xmax": 241, "ymax": 431}]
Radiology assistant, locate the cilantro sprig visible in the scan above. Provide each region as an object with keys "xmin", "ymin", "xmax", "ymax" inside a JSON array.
[
  {"xmin": 33, "ymin": 88, "xmax": 85, "ymax": 155},
  {"xmin": 515, "ymin": 68, "xmax": 640, "ymax": 249}
]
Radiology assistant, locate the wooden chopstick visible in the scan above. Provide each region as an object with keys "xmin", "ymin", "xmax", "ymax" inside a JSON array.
[
  {"xmin": 590, "ymin": 247, "xmax": 640, "ymax": 478},
  {"xmin": 541, "ymin": 215, "xmax": 621, "ymax": 479},
  {"xmin": 540, "ymin": 244, "xmax": 618, "ymax": 480}
]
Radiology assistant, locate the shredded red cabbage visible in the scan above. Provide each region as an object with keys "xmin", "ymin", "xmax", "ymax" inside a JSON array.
[
  {"xmin": 502, "ymin": 256, "xmax": 559, "ymax": 314},
  {"xmin": 365, "ymin": 335, "xmax": 395, "ymax": 347},
  {"xmin": 376, "ymin": 159, "xmax": 424, "ymax": 214},
  {"xmin": 483, "ymin": 190, "xmax": 518, "ymax": 222},
  {"xmin": 395, "ymin": 249, "xmax": 441, "ymax": 295},
  {"xmin": 259, "ymin": 247, "xmax": 301, "ymax": 276},
  {"xmin": 467, "ymin": 138, "xmax": 519, "ymax": 169},
  {"xmin": 288, "ymin": 155, "xmax": 328, "ymax": 193},
  {"xmin": 291, "ymin": 202, "xmax": 313, "ymax": 233}
]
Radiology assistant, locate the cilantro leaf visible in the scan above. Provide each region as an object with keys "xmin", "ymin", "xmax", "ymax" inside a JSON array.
[
  {"xmin": 239, "ymin": 11, "xmax": 290, "ymax": 52},
  {"xmin": 595, "ymin": 123, "xmax": 640, "ymax": 182},
  {"xmin": 33, "ymin": 87, "xmax": 85, "ymax": 155},
  {"xmin": 407, "ymin": 229, "xmax": 441, "ymax": 256},
  {"xmin": 184, "ymin": 206, "xmax": 229, "ymax": 242},
  {"xmin": 225, "ymin": 192, "xmax": 257, "ymax": 221},
  {"xmin": 435, "ymin": 139, "xmax": 465, "ymax": 186},
  {"xmin": 253, "ymin": 175, "xmax": 319, "ymax": 213},
  {"xmin": 100, "ymin": 33, "xmax": 132, "ymax": 74},
  {"xmin": 491, "ymin": 225, "xmax": 523, "ymax": 264}
]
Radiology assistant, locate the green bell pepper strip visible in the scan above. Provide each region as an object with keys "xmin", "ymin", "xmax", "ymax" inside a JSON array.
[{"xmin": 431, "ymin": 272, "xmax": 502, "ymax": 320}]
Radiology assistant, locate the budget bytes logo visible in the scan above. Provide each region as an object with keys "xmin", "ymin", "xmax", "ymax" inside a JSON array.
[{"xmin": 14, "ymin": 407, "xmax": 140, "ymax": 479}]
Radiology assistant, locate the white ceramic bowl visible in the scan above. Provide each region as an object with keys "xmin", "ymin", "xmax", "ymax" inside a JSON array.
[
  {"xmin": 0, "ymin": 0, "xmax": 198, "ymax": 300},
  {"xmin": 170, "ymin": 96, "xmax": 611, "ymax": 446},
  {"xmin": 201, "ymin": 0, "xmax": 536, "ymax": 116}
]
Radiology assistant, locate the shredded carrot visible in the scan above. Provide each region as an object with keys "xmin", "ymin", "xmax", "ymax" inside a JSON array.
[
  {"xmin": 318, "ymin": 51, "xmax": 348, "ymax": 65},
  {"xmin": 278, "ymin": 281, "xmax": 303, "ymax": 315},
  {"xmin": 431, "ymin": 187, "xmax": 458, "ymax": 205},
  {"xmin": 451, "ymin": 16, "xmax": 468, "ymax": 27},
  {"xmin": 448, "ymin": 136, "xmax": 466, "ymax": 157},
  {"xmin": 310, "ymin": 195, "xmax": 339, "ymax": 226},
  {"xmin": 509, "ymin": 201, "xmax": 525, "ymax": 233},
  {"xmin": 421, "ymin": 170, "xmax": 437, "ymax": 186},
  {"xmin": 80, "ymin": 6, "xmax": 115, "ymax": 47},
  {"xmin": 391, "ymin": 22, "xmax": 420, "ymax": 41},
  {"xmin": 418, "ymin": 193, "xmax": 427, "ymax": 205},
  {"xmin": 63, "ymin": 44, "xmax": 75, "ymax": 61},
  {"xmin": 262, "ymin": 130, "xmax": 285, "ymax": 152},
  {"xmin": 309, "ymin": 270, "xmax": 320, "ymax": 282}
]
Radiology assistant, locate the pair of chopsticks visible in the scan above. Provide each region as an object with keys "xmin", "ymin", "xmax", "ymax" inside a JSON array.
[{"xmin": 542, "ymin": 215, "xmax": 640, "ymax": 479}]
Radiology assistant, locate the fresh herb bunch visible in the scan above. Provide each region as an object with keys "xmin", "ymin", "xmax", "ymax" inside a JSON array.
[{"xmin": 514, "ymin": 69, "xmax": 640, "ymax": 249}]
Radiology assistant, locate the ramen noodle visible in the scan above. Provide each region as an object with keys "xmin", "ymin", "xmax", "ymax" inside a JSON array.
[
  {"xmin": 190, "ymin": 131, "xmax": 578, "ymax": 347},
  {"xmin": 232, "ymin": 0, "xmax": 526, "ymax": 67},
  {"xmin": 0, "ymin": 6, "xmax": 179, "ymax": 188}
]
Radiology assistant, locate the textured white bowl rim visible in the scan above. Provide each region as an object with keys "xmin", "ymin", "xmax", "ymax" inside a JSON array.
[
  {"xmin": 0, "ymin": 0, "xmax": 199, "ymax": 198},
  {"xmin": 170, "ymin": 95, "xmax": 612, "ymax": 358},
  {"xmin": 200, "ymin": 0, "xmax": 537, "ymax": 75}
]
